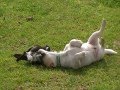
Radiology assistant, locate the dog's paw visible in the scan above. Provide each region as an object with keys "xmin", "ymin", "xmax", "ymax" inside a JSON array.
[{"xmin": 38, "ymin": 49, "xmax": 46, "ymax": 53}]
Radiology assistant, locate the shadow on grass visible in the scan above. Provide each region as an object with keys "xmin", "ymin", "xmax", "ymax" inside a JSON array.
[
  {"xmin": 96, "ymin": 0, "xmax": 120, "ymax": 8},
  {"xmin": 23, "ymin": 59, "xmax": 108, "ymax": 76}
]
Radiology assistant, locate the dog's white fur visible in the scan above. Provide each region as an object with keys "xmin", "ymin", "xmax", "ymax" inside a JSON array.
[{"xmin": 27, "ymin": 20, "xmax": 117, "ymax": 69}]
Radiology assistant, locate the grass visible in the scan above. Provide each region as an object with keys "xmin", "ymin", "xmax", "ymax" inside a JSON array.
[{"xmin": 0, "ymin": 0, "xmax": 120, "ymax": 90}]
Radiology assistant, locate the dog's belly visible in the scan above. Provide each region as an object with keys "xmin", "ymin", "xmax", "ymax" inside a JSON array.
[
  {"xmin": 81, "ymin": 43, "xmax": 94, "ymax": 51},
  {"xmin": 60, "ymin": 48, "xmax": 81, "ymax": 68},
  {"xmin": 81, "ymin": 52, "xmax": 95, "ymax": 67},
  {"xmin": 81, "ymin": 43, "xmax": 104, "ymax": 61},
  {"xmin": 60, "ymin": 54, "xmax": 75, "ymax": 68}
]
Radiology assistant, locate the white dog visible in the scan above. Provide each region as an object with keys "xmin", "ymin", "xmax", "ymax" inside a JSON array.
[{"xmin": 27, "ymin": 20, "xmax": 117, "ymax": 69}]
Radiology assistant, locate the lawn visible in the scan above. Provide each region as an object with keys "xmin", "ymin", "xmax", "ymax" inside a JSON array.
[{"xmin": 0, "ymin": 0, "xmax": 120, "ymax": 90}]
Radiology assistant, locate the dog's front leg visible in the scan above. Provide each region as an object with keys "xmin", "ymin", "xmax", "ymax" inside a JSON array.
[
  {"xmin": 63, "ymin": 44, "xmax": 69, "ymax": 51},
  {"xmin": 70, "ymin": 39, "xmax": 83, "ymax": 48},
  {"xmin": 38, "ymin": 49, "xmax": 48, "ymax": 54},
  {"xmin": 64, "ymin": 39, "xmax": 83, "ymax": 51}
]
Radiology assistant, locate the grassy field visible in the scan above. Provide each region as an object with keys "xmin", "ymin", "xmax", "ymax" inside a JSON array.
[{"xmin": 0, "ymin": 0, "xmax": 120, "ymax": 90}]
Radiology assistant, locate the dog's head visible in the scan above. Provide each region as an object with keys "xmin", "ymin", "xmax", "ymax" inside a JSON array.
[
  {"xmin": 26, "ymin": 50, "xmax": 46, "ymax": 65},
  {"xmin": 14, "ymin": 45, "xmax": 51, "ymax": 64}
]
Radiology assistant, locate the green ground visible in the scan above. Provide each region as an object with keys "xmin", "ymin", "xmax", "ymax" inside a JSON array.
[{"xmin": 0, "ymin": 0, "xmax": 120, "ymax": 90}]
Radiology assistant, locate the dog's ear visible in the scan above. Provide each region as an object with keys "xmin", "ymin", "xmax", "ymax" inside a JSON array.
[
  {"xmin": 13, "ymin": 54, "xmax": 22, "ymax": 58},
  {"xmin": 30, "ymin": 45, "xmax": 42, "ymax": 52},
  {"xmin": 14, "ymin": 52, "xmax": 28, "ymax": 62},
  {"xmin": 26, "ymin": 47, "xmax": 33, "ymax": 52},
  {"xmin": 13, "ymin": 54, "xmax": 23, "ymax": 62},
  {"xmin": 20, "ymin": 52, "xmax": 27, "ymax": 60}
]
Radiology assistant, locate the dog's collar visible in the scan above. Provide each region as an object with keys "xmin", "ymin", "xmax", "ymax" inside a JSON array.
[{"xmin": 56, "ymin": 54, "xmax": 61, "ymax": 66}]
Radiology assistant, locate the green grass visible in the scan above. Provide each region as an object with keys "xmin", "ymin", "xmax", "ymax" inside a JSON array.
[{"xmin": 0, "ymin": 0, "xmax": 120, "ymax": 90}]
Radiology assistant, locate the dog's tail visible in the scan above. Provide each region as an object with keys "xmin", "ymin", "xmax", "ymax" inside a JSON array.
[{"xmin": 104, "ymin": 49, "xmax": 117, "ymax": 55}]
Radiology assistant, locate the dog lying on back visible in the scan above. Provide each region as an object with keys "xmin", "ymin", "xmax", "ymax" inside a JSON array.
[
  {"xmin": 14, "ymin": 45, "xmax": 50, "ymax": 64},
  {"xmin": 29, "ymin": 20, "xmax": 117, "ymax": 69}
]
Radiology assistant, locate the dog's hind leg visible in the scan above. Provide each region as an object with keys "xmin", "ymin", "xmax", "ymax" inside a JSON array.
[
  {"xmin": 99, "ymin": 37, "xmax": 117, "ymax": 55},
  {"xmin": 104, "ymin": 49, "xmax": 117, "ymax": 55},
  {"xmin": 87, "ymin": 20, "xmax": 106, "ymax": 46}
]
